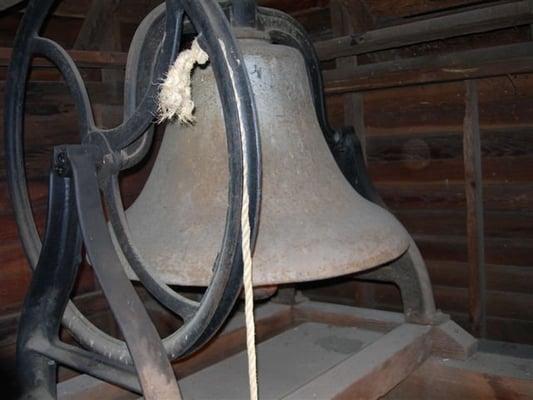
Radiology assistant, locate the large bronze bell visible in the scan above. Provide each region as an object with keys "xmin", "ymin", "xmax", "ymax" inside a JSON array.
[{"xmin": 121, "ymin": 37, "xmax": 410, "ymax": 287}]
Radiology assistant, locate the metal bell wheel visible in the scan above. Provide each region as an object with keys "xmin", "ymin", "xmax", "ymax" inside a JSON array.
[{"xmin": 6, "ymin": 0, "xmax": 262, "ymax": 398}]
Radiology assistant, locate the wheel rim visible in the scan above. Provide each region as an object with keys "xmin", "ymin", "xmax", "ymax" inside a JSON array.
[{"xmin": 5, "ymin": 0, "xmax": 261, "ymax": 363}]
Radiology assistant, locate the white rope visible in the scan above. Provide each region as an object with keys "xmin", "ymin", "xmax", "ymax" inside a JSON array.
[
  {"xmin": 241, "ymin": 134, "xmax": 259, "ymax": 400},
  {"xmin": 158, "ymin": 38, "xmax": 259, "ymax": 400},
  {"xmin": 157, "ymin": 38, "xmax": 209, "ymax": 123}
]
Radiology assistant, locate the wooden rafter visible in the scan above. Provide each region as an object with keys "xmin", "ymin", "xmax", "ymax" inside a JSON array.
[
  {"xmin": 315, "ymin": 0, "xmax": 533, "ymax": 60},
  {"xmin": 0, "ymin": 47, "xmax": 127, "ymax": 69},
  {"xmin": 323, "ymin": 42, "xmax": 533, "ymax": 93},
  {"xmin": 335, "ymin": 0, "xmax": 375, "ymax": 33},
  {"xmin": 74, "ymin": 0, "xmax": 121, "ymax": 51}
]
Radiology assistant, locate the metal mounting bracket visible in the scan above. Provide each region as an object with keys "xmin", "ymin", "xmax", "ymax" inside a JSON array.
[{"xmin": 16, "ymin": 145, "xmax": 181, "ymax": 399}]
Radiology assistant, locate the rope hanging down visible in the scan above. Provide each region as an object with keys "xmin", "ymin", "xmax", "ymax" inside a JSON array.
[{"xmin": 158, "ymin": 38, "xmax": 259, "ymax": 400}]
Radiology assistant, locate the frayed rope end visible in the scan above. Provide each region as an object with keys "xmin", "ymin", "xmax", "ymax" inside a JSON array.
[{"xmin": 157, "ymin": 38, "xmax": 209, "ymax": 124}]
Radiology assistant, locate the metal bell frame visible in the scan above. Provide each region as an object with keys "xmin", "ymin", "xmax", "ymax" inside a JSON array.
[
  {"xmin": 5, "ymin": 0, "xmax": 441, "ymax": 398},
  {"xmin": 6, "ymin": 0, "xmax": 262, "ymax": 398}
]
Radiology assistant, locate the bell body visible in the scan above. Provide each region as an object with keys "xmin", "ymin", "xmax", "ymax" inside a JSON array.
[{"xmin": 122, "ymin": 38, "xmax": 410, "ymax": 286}]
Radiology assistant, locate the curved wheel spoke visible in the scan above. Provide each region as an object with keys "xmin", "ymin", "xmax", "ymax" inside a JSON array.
[
  {"xmin": 94, "ymin": 4, "xmax": 184, "ymax": 151},
  {"xmin": 105, "ymin": 175, "xmax": 200, "ymax": 321},
  {"xmin": 31, "ymin": 37, "xmax": 96, "ymax": 136},
  {"xmin": 120, "ymin": 4, "xmax": 167, "ymax": 170}
]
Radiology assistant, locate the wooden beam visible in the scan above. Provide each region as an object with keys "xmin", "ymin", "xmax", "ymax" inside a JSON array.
[
  {"xmin": 315, "ymin": 0, "xmax": 533, "ymax": 60},
  {"xmin": 173, "ymin": 304, "xmax": 294, "ymax": 378},
  {"xmin": 75, "ymin": 0, "xmax": 124, "ymax": 127},
  {"xmin": 335, "ymin": 0, "xmax": 374, "ymax": 33},
  {"xmin": 329, "ymin": 0, "xmax": 370, "ymax": 161},
  {"xmin": 431, "ymin": 319, "xmax": 477, "ymax": 360},
  {"xmin": 74, "ymin": 0, "xmax": 121, "ymax": 51},
  {"xmin": 384, "ymin": 356, "xmax": 533, "ymax": 399},
  {"xmin": 0, "ymin": 80, "xmax": 123, "ymax": 107},
  {"xmin": 367, "ymin": 0, "xmax": 482, "ymax": 19},
  {"xmin": 0, "ymin": 47, "xmax": 127, "ymax": 69},
  {"xmin": 48, "ymin": 303, "xmax": 485, "ymax": 399},
  {"xmin": 53, "ymin": 0, "xmax": 322, "ymax": 21},
  {"xmin": 324, "ymin": 42, "xmax": 533, "ymax": 93},
  {"xmin": 284, "ymin": 323, "xmax": 432, "ymax": 399},
  {"xmin": 463, "ymin": 80, "xmax": 486, "ymax": 338},
  {"xmin": 293, "ymin": 301, "xmax": 404, "ymax": 332}
]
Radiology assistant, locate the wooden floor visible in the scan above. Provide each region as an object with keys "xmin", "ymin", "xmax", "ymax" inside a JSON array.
[{"xmin": 56, "ymin": 302, "xmax": 533, "ymax": 400}]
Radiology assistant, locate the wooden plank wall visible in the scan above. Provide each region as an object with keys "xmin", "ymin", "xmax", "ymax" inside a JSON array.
[
  {"xmin": 0, "ymin": 1, "xmax": 532, "ymax": 381},
  {"xmin": 307, "ymin": 1, "xmax": 533, "ymax": 344}
]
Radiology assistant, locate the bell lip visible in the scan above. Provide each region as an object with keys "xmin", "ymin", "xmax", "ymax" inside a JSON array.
[{"xmin": 125, "ymin": 235, "xmax": 410, "ymax": 287}]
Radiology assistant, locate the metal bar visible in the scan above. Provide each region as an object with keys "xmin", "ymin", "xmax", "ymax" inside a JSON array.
[
  {"xmin": 463, "ymin": 80, "xmax": 486, "ymax": 338},
  {"xmin": 324, "ymin": 42, "xmax": 533, "ymax": 93},
  {"xmin": 39, "ymin": 343, "xmax": 141, "ymax": 394},
  {"xmin": 331, "ymin": 117, "xmax": 447, "ymax": 331},
  {"xmin": 0, "ymin": 46, "xmax": 128, "ymax": 68},
  {"xmin": 331, "ymin": 130, "xmax": 439, "ymax": 325},
  {"xmin": 16, "ymin": 166, "xmax": 83, "ymax": 399},
  {"xmin": 66, "ymin": 146, "xmax": 182, "ymax": 399},
  {"xmin": 315, "ymin": 0, "xmax": 533, "ymax": 61},
  {"xmin": 356, "ymin": 244, "xmax": 442, "ymax": 325}
]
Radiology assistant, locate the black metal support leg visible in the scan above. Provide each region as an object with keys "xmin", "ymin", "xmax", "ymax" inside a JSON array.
[
  {"xmin": 66, "ymin": 145, "xmax": 182, "ymax": 398},
  {"xmin": 16, "ymin": 164, "xmax": 82, "ymax": 399},
  {"xmin": 249, "ymin": 11, "xmax": 440, "ymax": 325},
  {"xmin": 331, "ymin": 128, "xmax": 442, "ymax": 325},
  {"xmin": 356, "ymin": 244, "xmax": 444, "ymax": 325},
  {"xmin": 16, "ymin": 353, "xmax": 57, "ymax": 400},
  {"xmin": 16, "ymin": 146, "xmax": 182, "ymax": 399}
]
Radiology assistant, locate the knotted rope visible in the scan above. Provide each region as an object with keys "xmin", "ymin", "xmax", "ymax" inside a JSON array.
[
  {"xmin": 158, "ymin": 38, "xmax": 259, "ymax": 400},
  {"xmin": 157, "ymin": 38, "xmax": 209, "ymax": 123}
]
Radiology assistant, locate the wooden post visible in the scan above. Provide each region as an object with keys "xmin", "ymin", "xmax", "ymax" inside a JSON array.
[
  {"xmin": 75, "ymin": 0, "xmax": 123, "ymax": 128},
  {"xmin": 74, "ymin": 0, "xmax": 121, "ymax": 51},
  {"xmin": 463, "ymin": 80, "xmax": 486, "ymax": 337},
  {"xmin": 330, "ymin": 0, "xmax": 371, "ymax": 160}
]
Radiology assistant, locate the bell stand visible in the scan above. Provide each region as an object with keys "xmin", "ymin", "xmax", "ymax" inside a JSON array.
[{"xmin": 7, "ymin": 2, "xmax": 480, "ymax": 400}]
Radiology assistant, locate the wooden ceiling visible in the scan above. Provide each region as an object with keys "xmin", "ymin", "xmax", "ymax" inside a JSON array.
[
  {"xmin": 0, "ymin": 1, "xmax": 506, "ymax": 24},
  {"xmin": 0, "ymin": 0, "xmax": 515, "ymax": 52}
]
